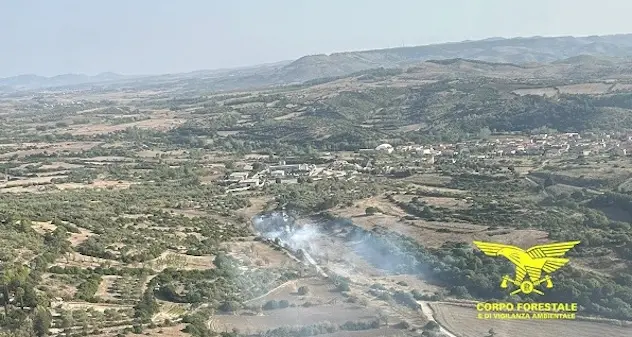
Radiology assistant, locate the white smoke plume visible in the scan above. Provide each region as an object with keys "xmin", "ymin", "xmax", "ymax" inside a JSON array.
[{"xmin": 253, "ymin": 212, "xmax": 423, "ymax": 277}]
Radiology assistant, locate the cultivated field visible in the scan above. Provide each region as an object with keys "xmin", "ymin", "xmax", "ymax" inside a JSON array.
[
  {"xmin": 208, "ymin": 303, "xmax": 381, "ymax": 333},
  {"xmin": 431, "ymin": 303, "xmax": 632, "ymax": 337}
]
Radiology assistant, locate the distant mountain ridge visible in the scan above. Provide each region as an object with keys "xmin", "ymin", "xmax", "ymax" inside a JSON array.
[
  {"xmin": 269, "ymin": 34, "xmax": 632, "ymax": 83},
  {"xmin": 0, "ymin": 72, "xmax": 132, "ymax": 91},
  {"xmin": 4, "ymin": 33, "xmax": 632, "ymax": 92}
]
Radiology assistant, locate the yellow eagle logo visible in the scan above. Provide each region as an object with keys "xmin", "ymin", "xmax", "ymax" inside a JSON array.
[{"xmin": 472, "ymin": 241, "xmax": 581, "ymax": 295}]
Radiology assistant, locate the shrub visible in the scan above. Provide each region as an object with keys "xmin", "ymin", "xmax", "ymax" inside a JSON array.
[
  {"xmin": 218, "ymin": 301, "xmax": 241, "ymax": 312},
  {"xmin": 336, "ymin": 281, "xmax": 350, "ymax": 292},
  {"xmin": 365, "ymin": 206, "xmax": 380, "ymax": 215},
  {"xmin": 424, "ymin": 321, "xmax": 440, "ymax": 331},
  {"xmin": 395, "ymin": 320, "xmax": 410, "ymax": 329},
  {"xmin": 263, "ymin": 300, "xmax": 279, "ymax": 310}
]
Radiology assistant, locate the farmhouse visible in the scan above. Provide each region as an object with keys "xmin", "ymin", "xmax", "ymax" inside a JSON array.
[
  {"xmin": 229, "ymin": 172, "xmax": 249, "ymax": 180},
  {"xmin": 237, "ymin": 178, "xmax": 260, "ymax": 188},
  {"xmin": 270, "ymin": 170, "xmax": 285, "ymax": 178},
  {"xmin": 268, "ymin": 162, "xmax": 313, "ymax": 176}
]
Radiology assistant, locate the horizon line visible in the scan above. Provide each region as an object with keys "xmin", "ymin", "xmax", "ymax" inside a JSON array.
[{"xmin": 3, "ymin": 32, "xmax": 631, "ymax": 79}]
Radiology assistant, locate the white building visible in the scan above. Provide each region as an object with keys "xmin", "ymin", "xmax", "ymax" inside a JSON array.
[
  {"xmin": 238, "ymin": 179, "xmax": 260, "ymax": 188},
  {"xmin": 228, "ymin": 172, "xmax": 249, "ymax": 180},
  {"xmin": 375, "ymin": 143, "xmax": 394, "ymax": 153},
  {"xmin": 271, "ymin": 170, "xmax": 285, "ymax": 177}
]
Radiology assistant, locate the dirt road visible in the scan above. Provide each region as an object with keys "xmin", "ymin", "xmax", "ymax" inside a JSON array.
[
  {"xmin": 244, "ymin": 280, "xmax": 298, "ymax": 304},
  {"xmin": 419, "ymin": 301, "xmax": 459, "ymax": 337}
]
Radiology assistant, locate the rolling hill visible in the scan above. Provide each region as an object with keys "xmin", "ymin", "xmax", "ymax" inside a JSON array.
[
  {"xmin": 267, "ymin": 34, "xmax": 632, "ymax": 84},
  {"xmin": 162, "ymin": 55, "xmax": 632, "ymax": 152},
  {"xmin": 5, "ymin": 34, "xmax": 632, "ymax": 93}
]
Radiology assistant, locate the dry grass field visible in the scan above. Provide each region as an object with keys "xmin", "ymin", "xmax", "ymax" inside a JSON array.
[
  {"xmin": 54, "ymin": 180, "xmax": 135, "ymax": 191},
  {"xmin": 431, "ymin": 303, "xmax": 632, "ymax": 337},
  {"xmin": 372, "ymin": 274, "xmax": 443, "ymax": 294},
  {"xmin": 337, "ymin": 195, "xmax": 409, "ymax": 218},
  {"xmin": 319, "ymin": 328, "xmax": 412, "ymax": 337},
  {"xmin": 54, "ymin": 252, "xmax": 123, "ymax": 269},
  {"xmin": 611, "ymin": 83, "xmax": 632, "ymax": 92},
  {"xmin": 95, "ymin": 276, "xmax": 122, "ymax": 302},
  {"xmin": 39, "ymin": 273, "xmax": 78, "ymax": 300},
  {"xmin": 513, "ymin": 82, "xmax": 615, "ymax": 96},
  {"xmin": 0, "ymin": 176, "xmax": 62, "ymax": 188},
  {"xmin": 332, "ymin": 204, "xmax": 549, "ymax": 249},
  {"xmin": 31, "ymin": 221, "xmax": 58, "ymax": 234},
  {"xmin": 146, "ymin": 251, "xmax": 216, "ymax": 271},
  {"xmin": 68, "ymin": 116, "xmax": 185, "ymax": 135},
  {"xmin": 236, "ymin": 195, "xmax": 275, "ymax": 219},
  {"xmin": 207, "ymin": 303, "xmax": 381, "ymax": 333},
  {"xmin": 244, "ymin": 277, "xmax": 344, "ymax": 307},
  {"xmin": 557, "ymin": 82, "xmax": 613, "ymax": 94},
  {"xmin": 512, "ymin": 87, "xmax": 559, "ymax": 96},
  {"xmin": 384, "ymin": 221, "xmax": 546, "ymax": 249},
  {"xmin": 0, "ymin": 141, "xmax": 101, "ymax": 158},
  {"xmin": 225, "ymin": 240, "xmax": 301, "ymax": 268},
  {"xmin": 391, "ymin": 195, "xmax": 470, "ymax": 210},
  {"xmin": 51, "ymin": 300, "xmax": 133, "ymax": 312},
  {"xmin": 127, "ymin": 324, "xmax": 189, "ymax": 337},
  {"xmin": 69, "ymin": 227, "xmax": 95, "ymax": 246}
]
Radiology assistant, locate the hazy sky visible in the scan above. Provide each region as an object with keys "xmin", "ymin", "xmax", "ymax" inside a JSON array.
[{"xmin": 1, "ymin": 0, "xmax": 632, "ymax": 77}]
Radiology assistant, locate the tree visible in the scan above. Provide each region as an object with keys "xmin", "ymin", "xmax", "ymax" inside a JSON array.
[
  {"xmin": 132, "ymin": 323, "xmax": 143, "ymax": 334},
  {"xmin": 336, "ymin": 281, "xmax": 350, "ymax": 292},
  {"xmin": 218, "ymin": 301, "xmax": 241, "ymax": 312},
  {"xmin": 297, "ymin": 286, "xmax": 310, "ymax": 295},
  {"xmin": 423, "ymin": 321, "xmax": 440, "ymax": 331},
  {"xmin": 451, "ymin": 285, "xmax": 470, "ymax": 298},
  {"xmin": 1, "ymin": 264, "xmax": 30, "ymax": 315},
  {"xmin": 571, "ymin": 190, "xmax": 584, "ymax": 200},
  {"xmin": 60, "ymin": 311, "xmax": 73, "ymax": 330},
  {"xmin": 134, "ymin": 290, "xmax": 160, "ymax": 321},
  {"xmin": 263, "ymin": 300, "xmax": 279, "ymax": 310},
  {"xmin": 33, "ymin": 307, "xmax": 52, "ymax": 337},
  {"xmin": 15, "ymin": 287, "xmax": 24, "ymax": 310},
  {"xmin": 395, "ymin": 320, "xmax": 411, "ymax": 329},
  {"xmin": 377, "ymin": 310, "xmax": 389, "ymax": 326},
  {"xmin": 365, "ymin": 206, "xmax": 380, "ymax": 215},
  {"xmin": 478, "ymin": 127, "xmax": 492, "ymax": 140}
]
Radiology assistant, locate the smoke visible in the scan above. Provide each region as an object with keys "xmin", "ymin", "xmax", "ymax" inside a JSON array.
[
  {"xmin": 253, "ymin": 212, "xmax": 323, "ymax": 254},
  {"xmin": 253, "ymin": 212, "xmax": 423, "ymax": 277}
]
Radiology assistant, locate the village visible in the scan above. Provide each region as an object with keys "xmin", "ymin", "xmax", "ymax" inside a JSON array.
[{"xmin": 221, "ymin": 131, "xmax": 632, "ymax": 191}]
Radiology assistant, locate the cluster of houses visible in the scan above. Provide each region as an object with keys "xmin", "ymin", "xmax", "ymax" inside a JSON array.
[
  {"xmin": 221, "ymin": 132, "xmax": 632, "ymax": 191},
  {"xmin": 361, "ymin": 132, "xmax": 632, "ymax": 160},
  {"xmin": 223, "ymin": 161, "xmax": 318, "ymax": 191}
]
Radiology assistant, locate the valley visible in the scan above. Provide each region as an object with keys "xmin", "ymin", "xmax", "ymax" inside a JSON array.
[{"xmin": 2, "ymin": 37, "xmax": 632, "ymax": 337}]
